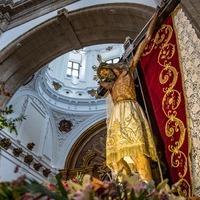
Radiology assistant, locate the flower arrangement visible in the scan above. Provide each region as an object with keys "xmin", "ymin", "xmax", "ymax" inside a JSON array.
[{"xmin": 0, "ymin": 170, "xmax": 188, "ymax": 200}]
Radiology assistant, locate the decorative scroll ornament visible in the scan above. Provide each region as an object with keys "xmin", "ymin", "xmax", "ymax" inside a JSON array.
[
  {"xmin": 43, "ymin": 168, "xmax": 51, "ymax": 177},
  {"xmin": 81, "ymin": 135, "xmax": 110, "ymax": 180},
  {"xmin": 27, "ymin": 142, "xmax": 35, "ymax": 151},
  {"xmin": 52, "ymin": 81, "xmax": 62, "ymax": 90},
  {"xmin": 33, "ymin": 163, "xmax": 43, "ymax": 171},
  {"xmin": 0, "ymin": 138, "xmax": 11, "ymax": 150},
  {"xmin": 58, "ymin": 119, "xmax": 73, "ymax": 133},
  {"xmin": 13, "ymin": 147, "xmax": 23, "ymax": 157},
  {"xmin": 87, "ymin": 89, "xmax": 97, "ymax": 97},
  {"xmin": 92, "ymin": 54, "xmax": 102, "ymax": 83},
  {"xmin": 24, "ymin": 155, "xmax": 34, "ymax": 165},
  {"xmin": 0, "ymin": 82, "xmax": 12, "ymax": 97}
]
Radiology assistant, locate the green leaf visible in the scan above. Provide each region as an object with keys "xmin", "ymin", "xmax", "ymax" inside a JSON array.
[
  {"xmin": 21, "ymin": 179, "xmax": 59, "ymax": 199},
  {"xmin": 55, "ymin": 174, "xmax": 69, "ymax": 200},
  {"xmin": 130, "ymin": 188, "xmax": 136, "ymax": 200},
  {"xmin": 156, "ymin": 179, "xmax": 169, "ymax": 191},
  {"xmin": 116, "ymin": 182, "xmax": 122, "ymax": 200},
  {"xmin": 122, "ymin": 182, "xmax": 128, "ymax": 200},
  {"xmin": 0, "ymin": 183, "xmax": 14, "ymax": 200},
  {"xmin": 137, "ymin": 190, "xmax": 148, "ymax": 200},
  {"xmin": 0, "ymin": 105, "xmax": 26, "ymax": 135}
]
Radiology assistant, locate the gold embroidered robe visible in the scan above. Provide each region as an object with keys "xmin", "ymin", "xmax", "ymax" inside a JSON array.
[{"xmin": 106, "ymin": 69, "xmax": 157, "ymax": 171}]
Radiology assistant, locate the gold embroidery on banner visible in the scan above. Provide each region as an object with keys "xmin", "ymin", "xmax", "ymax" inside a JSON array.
[
  {"xmin": 171, "ymin": 150, "xmax": 187, "ymax": 178},
  {"xmin": 159, "ymin": 66, "xmax": 178, "ymax": 90},
  {"xmin": 143, "ymin": 25, "xmax": 173, "ymax": 56},
  {"xmin": 158, "ymin": 44, "xmax": 175, "ymax": 66},
  {"xmin": 166, "ymin": 117, "xmax": 186, "ymax": 149},
  {"xmin": 143, "ymin": 23, "xmax": 191, "ymax": 196}
]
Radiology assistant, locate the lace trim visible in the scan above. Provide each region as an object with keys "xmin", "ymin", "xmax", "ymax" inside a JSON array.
[{"xmin": 174, "ymin": 8, "xmax": 200, "ymax": 196}]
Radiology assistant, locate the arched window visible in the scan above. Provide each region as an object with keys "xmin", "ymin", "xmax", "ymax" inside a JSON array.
[
  {"xmin": 105, "ymin": 57, "xmax": 120, "ymax": 64},
  {"xmin": 66, "ymin": 61, "xmax": 81, "ymax": 78}
]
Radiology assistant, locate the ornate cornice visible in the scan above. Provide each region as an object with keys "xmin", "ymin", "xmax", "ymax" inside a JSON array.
[
  {"xmin": 35, "ymin": 70, "xmax": 106, "ymax": 113},
  {"xmin": 0, "ymin": 0, "xmax": 79, "ymax": 31},
  {"xmin": 0, "ymin": 134, "xmax": 56, "ymax": 178}
]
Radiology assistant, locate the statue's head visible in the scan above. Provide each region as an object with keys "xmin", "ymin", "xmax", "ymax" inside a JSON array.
[
  {"xmin": 93, "ymin": 54, "xmax": 124, "ymax": 83},
  {"xmin": 97, "ymin": 62, "xmax": 116, "ymax": 81}
]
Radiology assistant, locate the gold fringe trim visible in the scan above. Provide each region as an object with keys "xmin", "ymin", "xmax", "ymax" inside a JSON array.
[{"xmin": 106, "ymin": 144, "xmax": 157, "ymax": 170}]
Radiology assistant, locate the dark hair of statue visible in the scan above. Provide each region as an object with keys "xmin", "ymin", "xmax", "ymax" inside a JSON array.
[{"xmin": 97, "ymin": 62, "xmax": 123, "ymax": 82}]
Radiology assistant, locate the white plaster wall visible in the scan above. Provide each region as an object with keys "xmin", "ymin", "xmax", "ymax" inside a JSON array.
[
  {"xmin": 18, "ymin": 100, "xmax": 48, "ymax": 155},
  {"xmin": 6, "ymin": 89, "xmax": 58, "ymax": 166}
]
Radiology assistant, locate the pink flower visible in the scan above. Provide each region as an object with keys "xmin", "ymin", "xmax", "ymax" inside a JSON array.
[
  {"xmin": 20, "ymin": 192, "xmax": 35, "ymax": 200},
  {"xmin": 10, "ymin": 175, "xmax": 26, "ymax": 188}
]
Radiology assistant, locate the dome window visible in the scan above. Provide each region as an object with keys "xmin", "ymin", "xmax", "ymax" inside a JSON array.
[{"xmin": 66, "ymin": 61, "xmax": 81, "ymax": 79}]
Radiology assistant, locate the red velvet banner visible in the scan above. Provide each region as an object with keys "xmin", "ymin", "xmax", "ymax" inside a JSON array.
[{"xmin": 140, "ymin": 15, "xmax": 192, "ymax": 196}]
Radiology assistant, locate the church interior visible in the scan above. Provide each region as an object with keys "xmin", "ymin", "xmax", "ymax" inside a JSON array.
[{"xmin": 0, "ymin": 0, "xmax": 200, "ymax": 198}]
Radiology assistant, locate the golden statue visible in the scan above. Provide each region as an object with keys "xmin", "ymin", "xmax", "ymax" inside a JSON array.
[{"xmin": 96, "ymin": 9, "xmax": 160, "ymax": 182}]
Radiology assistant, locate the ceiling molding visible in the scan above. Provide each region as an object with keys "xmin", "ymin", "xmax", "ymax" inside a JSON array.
[{"xmin": 0, "ymin": 0, "xmax": 79, "ymax": 30}]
